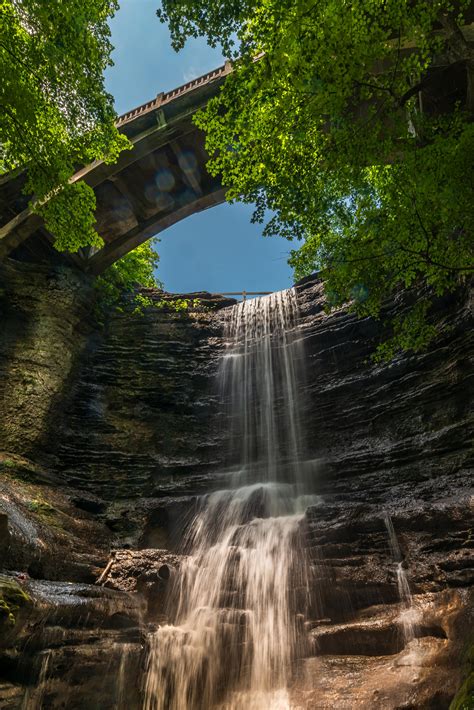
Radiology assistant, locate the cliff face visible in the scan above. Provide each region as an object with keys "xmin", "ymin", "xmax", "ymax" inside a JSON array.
[
  {"xmin": 0, "ymin": 263, "xmax": 231, "ymax": 709},
  {"xmin": 0, "ymin": 260, "xmax": 472, "ymax": 708},
  {"xmin": 0, "ymin": 261, "xmax": 93, "ymax": 455},
  {"xmin": 52, "ymin": 292, "xmax": 226, "ymax": 500},
  {"xmin": 294, "ymin": 277, "xmax": 473, "ymax": 708}
]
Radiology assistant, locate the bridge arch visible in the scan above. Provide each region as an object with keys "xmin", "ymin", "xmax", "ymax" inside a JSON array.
[{"xmin": 0, "ymin": 63, "xmax": 231, "ymax": 274}]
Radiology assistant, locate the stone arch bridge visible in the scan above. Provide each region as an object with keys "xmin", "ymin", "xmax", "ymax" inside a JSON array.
[
  {"xmin": 0, "ymin": 25, "xmax": 472, "ymax": 276},
  {"xmin": 0, "ymin": 62, "xmax": 232, "ymax": 275}
]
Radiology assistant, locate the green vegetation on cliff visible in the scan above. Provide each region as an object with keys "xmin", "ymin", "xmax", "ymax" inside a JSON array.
[
  {"xmin": 95, "ymin": 239, "xmax": 162, "ymax": 312},
  {"xmin": 158, "ymin": 0, "xmax": 474, "ymax": 356},
  {"xmin": 95, "ymin": 240, "xmax": 200, "ymax": 317},
  {"xmin": 0, "ymin": 576, "xmax": 30, "ymax": 626},
  {"xmin": 451, "ymin": 643, "xmax": 474, "ymax": 710}
]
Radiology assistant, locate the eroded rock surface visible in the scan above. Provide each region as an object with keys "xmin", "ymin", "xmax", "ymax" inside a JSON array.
[
  {"xmin": 0, "ymin": 261, "xmax": 93, "ymax": 456},
  {"xmin": 0, "ymin": 574, "xmax": 144, "ymax": 710},
  {"xmin": 0, "ymin": 259, "xmax": 472, "ymax": 708}
]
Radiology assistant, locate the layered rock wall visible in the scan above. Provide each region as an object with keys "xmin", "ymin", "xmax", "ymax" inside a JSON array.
[
  {"xmin": 0, "ymin": 261, "xmax": 229, "ymax": 708},
  {"xmin": 0, "ymin": 260, "xmax": 472, "ymax": 708},
  {"xmin": 0, "ymin": 261, "xmax": 93, "ymax": 455},
  {"xmin": 295, "ymin": 278, "xmax": 473, "ymax": 708}
]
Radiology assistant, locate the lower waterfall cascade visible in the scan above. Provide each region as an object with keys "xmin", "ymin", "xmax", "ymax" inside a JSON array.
[
  {"xmin": 384, "ymin": 514, "xmax": 420, "ymax": 649},
  {"xmin": 144, "ymin": 289, "xmax": 318, "ymax": 710}
]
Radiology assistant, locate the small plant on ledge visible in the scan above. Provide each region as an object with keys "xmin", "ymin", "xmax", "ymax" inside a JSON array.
[{"xmin": 94, "ymin": 239, "xmax": 202, "ymax": 320}]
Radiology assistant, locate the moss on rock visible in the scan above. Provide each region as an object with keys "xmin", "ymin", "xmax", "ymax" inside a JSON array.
[
  {"xmin": 0, "ymin": 577, "xmax": 31, "ymax": 626},
  {"xmin": 450, "ymin": 643, "xmax": 474, "ymax": 710}
]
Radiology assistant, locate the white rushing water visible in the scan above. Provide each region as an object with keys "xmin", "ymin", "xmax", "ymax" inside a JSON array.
[
  {"xmin": 22, "ymin": 650, "xmax": 51, "ymax": 710},
  {"xmin": 144, "ymin": 290, "xmax": 316, "ymax": 710},
  {"xmin": 384, "ymin": 513, "xmax": 419, "ymax": 646}
]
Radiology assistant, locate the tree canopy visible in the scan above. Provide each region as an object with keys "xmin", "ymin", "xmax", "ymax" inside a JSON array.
[
  {"xmin": 158, "ymin": 0, "xmax": 474, "ymax": 357},
  {"xmin": 0, "ymin": 0, "xmax": 129, "ymax": 252}
]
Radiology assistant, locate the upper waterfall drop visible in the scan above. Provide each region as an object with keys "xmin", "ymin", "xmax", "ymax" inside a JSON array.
[
  {"xmin": 219, "ymin": 288, "xmax": 307, "ymax": 490},
  {"xmin": 144, "ymin": 289, "xmax": 317, "ymax": 710}
]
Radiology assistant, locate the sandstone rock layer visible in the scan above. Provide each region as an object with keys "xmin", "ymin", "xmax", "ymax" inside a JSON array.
[{"xmin": 0, "ymin": 261, "xmax": 472, "ymax": 708}]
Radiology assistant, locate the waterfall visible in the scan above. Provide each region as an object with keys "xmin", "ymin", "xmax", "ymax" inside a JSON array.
[
  {"xmin": 116, "ymin": 643, "xmax": 136, "ymax": 707},
  {"xmin": 144, "ymin": 289, "xmax": 316, "ymax": 710},
  {"xmin": 384, "ymin": 513, "xmax": 418, "ymax": 646},
  {"xmin": 22, "ymin": 650, "xmax": 51, "ymax": 710}
]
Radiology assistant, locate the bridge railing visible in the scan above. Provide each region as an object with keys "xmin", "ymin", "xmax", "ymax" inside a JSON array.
[{"xmin": 116, "ymin": 61, "xmax": 232, "ymax": 128}]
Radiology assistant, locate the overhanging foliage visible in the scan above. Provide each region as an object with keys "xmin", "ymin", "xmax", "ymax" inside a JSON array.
[{"xmin": 158, "ymin": 0, "xmax": 474, "ymax": 357}]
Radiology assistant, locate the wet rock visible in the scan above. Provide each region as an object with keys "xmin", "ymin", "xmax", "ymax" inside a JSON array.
[
  {"xmin": 294, "ymin": 588, "xmax": 473, "ymax": 709},
  {"xmin": 0, "ymin": 681, "xmax": 24, "ymax": 710},
  {"xmin": 303, "ymin": 497, "xmax": 474, "ymax": 618},
  {"xmin": 25, "ymin": 578, "xmax": 144, "ymax": 629},
  {"xmin": 0, "ymin": 471, "xmax": 110, "ymax": 583},
  {"xmin": 0, "ymin": 260, "xmax": 471, "ymax": 708},
  {"xmin": 0, "ymin": 512, "xmax": 10, "ymax": 565},
  {"xmin": 98, "ymin": 548, "xmax": 182, "ymax": 620},
  {"xmin": 0, "ymin": 574, "xmax": 145, "ymax": 708}
]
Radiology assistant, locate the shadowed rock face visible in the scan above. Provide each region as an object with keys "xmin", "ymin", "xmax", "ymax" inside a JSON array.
[
  {"xmin": 297, "ymin": 276, "xmax": 472, "ymax": 491},
  {"xmin": 290, "ymin": 277, "xmax": 473, "ymax": 708},
  {"xmin": 51, "ymin": 290, "xmax": 229, "ymax": 503},
  {"xmin": 0, "ymin": 261, "xmax": 94, "ymax": 456},
  {"xmin": 0, "ymin": 260, "xmax": 472, "ymax": 708}
]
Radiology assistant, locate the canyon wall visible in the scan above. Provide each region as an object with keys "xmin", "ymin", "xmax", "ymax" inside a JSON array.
[
  {"xmin": 0, "ymin": 259, "xmax": 472, "ymax": 708},
  {"xmin": 295, "ymin": 276, "xmax": 473, "ymax": 708}
]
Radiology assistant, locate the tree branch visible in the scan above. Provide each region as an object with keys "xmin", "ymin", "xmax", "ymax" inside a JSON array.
[
  {"xmin": 438, "ymin": 13, "xmax": 474, "ymax": 113},
  {"xmin": 397, "ymin": 243, "xmax": 474, "ymax": 272}
]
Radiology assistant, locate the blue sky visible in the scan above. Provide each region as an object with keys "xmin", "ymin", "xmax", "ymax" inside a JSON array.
[{"xmin": 105, "ymin": 0, "xmax": 293, "ymax": 295}]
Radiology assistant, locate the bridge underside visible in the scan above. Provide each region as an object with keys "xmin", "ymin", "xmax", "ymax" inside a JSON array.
[
  {"xmin": 0, "ymin": 64, "xmax": 230, "ymax": 275},
  {"xmin": 82, "ymin": 124, "xmax": 225, "ymax": 275}
]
